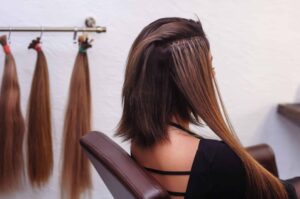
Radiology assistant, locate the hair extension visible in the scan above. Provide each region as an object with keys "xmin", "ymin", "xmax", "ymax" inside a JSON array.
[
  {"xmin": 115, "ymin": 17, "xmax": 289, "ymax": 199},
  {"xmin": 0, "ymin": 35, "xmax": 25, "ymax": 192},
  {"xmin": 27, "ymin": 37, "xmax": 53, "ymax": 188},
  {"xmin": 61, "ymin": 35, "xmax": 92, "ymax": 199}
]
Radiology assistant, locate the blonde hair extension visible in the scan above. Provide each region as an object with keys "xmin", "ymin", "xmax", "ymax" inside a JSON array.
[{"xmin": 170, "ymin": 36, "xmax": 288, "ymax": 199}]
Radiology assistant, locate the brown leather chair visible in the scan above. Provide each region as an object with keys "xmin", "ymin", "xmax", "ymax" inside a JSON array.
[
  {"xmin": 246, "ymin": 144, "xmax": 279, "ymax": 177},
  {"xmin": 246, "ymin": 144, "xmax": 300, "ymax": 197},
  {"xmin": 80, "ymin": 131, "xmax": 300, "ymax": 199},
  {"xmin": 80, "ymin": 131, "xmax": 170, "ymax": 199}
]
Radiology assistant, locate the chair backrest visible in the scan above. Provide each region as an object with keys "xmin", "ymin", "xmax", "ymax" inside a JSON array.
[
  {"xmin": 80, "ymin": 131, "xmax": 170, "ymax": 199},
  {"xmin": 246, "ymin": 144, "xmax": 279, "ymax": 177},
  {"xmin": 286, "ymin": 177, "xmax": 300, "ymax": 198}
]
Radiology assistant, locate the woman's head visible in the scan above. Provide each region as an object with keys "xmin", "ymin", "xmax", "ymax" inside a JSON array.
[
  {"xmin": 116, "ymin": 17, "xmax": 216, "ymax": 147},
  {"xmin": 115, "ymin": 17, "xmax": 289, "ymax": 199}
]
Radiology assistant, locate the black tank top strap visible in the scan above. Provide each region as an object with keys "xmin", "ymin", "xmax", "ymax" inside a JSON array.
[
  {"xmin": 130, "ymin": 122, "xmax": 202, "ymax": 175},
  {"xmin": 142, "ymin": 166, "xmax": 191, "ymax": 175},
  {"xmin": 130, "ymin": 122, "xmax": 202, "ymax": 197},
  {"xmin": 131, "ymin": 153, "xmax": 188, "ymax": 196},
  {"xmin": 167, "ymin": 190, "xmax": 186, "ymax": 196},
  {"xmin": 130, "ymin": 153, "xmax": 192, "ymax": 175},
  {"xmin": 168, "ymin": 121, "xmax": 203, "ymax": 139}
]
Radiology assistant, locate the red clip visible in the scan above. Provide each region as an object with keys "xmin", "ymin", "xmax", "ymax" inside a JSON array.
[
  {"xmin": 2, "ymin": 44, "xmax": 11, "ymax": 54},
  {"xmin": 34, "ymin": 43, "xmax": 42, "ymax": 52}
]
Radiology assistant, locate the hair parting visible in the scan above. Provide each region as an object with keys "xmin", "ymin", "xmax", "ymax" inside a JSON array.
[
  {"xmin": 60, "ymin": 35, "xmax": 93, "ymax": 199},
  {"xmin": 115, "ymin": 17, "xmax": 289, "ymax": 199},
  {"xmin": 0, "ymin": 35, "xmax": 25, "ymax": 192},
  {"xmin": 26, "ymin": 37, "xmax": 53, "ymax": 188}
]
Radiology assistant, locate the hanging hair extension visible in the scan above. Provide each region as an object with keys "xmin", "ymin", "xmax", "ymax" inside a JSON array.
[
  {"xmin": 27, "ymin": 37, "xmax": 53, "ymax": 188},
  {"xmin": 115, "ymin": 17, "xmax": 289, "ymax": 199},
  {"xmin": 0, "ymin": 35, "xmax": 25, "ymax": 192},
  {"xmin": 61, "ymin": 35, "xmax": 92, "ymax": 199}
]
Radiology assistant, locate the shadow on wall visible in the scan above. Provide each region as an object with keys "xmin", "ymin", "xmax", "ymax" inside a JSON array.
[{"xmin": 258, "ymin": 85, "xmax": 300, "ymax": 179}]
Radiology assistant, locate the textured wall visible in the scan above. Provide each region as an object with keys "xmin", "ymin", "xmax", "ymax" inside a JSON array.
[{"xmin": 0, "ymin": 0, "xmax": 299, "ymax": 198}]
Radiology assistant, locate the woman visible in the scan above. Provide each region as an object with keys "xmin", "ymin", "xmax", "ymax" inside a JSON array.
[{"xmin": 114, "ymin": 17, "xmax": 297, "ymax": 199}]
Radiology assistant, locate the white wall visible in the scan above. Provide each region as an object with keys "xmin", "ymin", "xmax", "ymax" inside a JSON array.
[{"xmin": 0, "ymin": 0, "xmax": 299, "ymax": 198}]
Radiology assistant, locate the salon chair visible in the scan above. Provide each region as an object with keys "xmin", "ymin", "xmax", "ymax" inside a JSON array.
[{"xmin": 80, "ymin": 131, "xmax": 300, "ymax": 199}]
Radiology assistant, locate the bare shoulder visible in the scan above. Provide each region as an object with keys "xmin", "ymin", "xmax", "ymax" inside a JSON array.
[{"xmin": 131, "ymin": 127, "xmax": 201, "ymax": 171}]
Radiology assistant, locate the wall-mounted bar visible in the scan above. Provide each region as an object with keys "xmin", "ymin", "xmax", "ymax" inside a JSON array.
[
  {"xmin": 0, "ymin": 17, "xmax": 106, "ymax": 33},
  {"xmin": 0, "ymin": 26, "xmax": 106, "ymax": 33}
]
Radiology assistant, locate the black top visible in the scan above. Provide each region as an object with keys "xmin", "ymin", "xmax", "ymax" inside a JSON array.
[{"xmin": 130, "ymin": 123, "xmax": 298, "ymax": 199}]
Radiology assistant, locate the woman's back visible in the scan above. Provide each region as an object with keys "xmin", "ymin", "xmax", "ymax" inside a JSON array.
[{"xmin": 130, "ymin": 123, "xmax": 247, "ymax": 199}]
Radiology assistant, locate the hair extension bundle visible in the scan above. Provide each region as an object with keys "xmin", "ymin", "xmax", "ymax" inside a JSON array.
[
  {"xmin": 27, "ymin": 37, "xmax": 53, "ymax": 188},
  {"xmin": 0, "ymin": 35, "xmax": 25, "ymax": 192},
  {"xmin": 61, "ymin": 35, "xmax": 93, "ymax": 199}
]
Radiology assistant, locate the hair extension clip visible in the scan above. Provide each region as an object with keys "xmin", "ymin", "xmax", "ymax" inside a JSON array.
[
  {"xmin": 78, "ymin": 34, "xmax": 93, "ymax": 53},
  {"xmin": 0, "ymin": 35, "xmax": 11, "ymax": 54},
  {"xmin": 2, "ymin": 44, "xmax": 11, "ymax": 54},
  {"xmin": 28, "ymin": 37, "xmax": 42, "ymax": 52}
]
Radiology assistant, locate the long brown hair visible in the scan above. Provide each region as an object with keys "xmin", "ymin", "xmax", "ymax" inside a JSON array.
[
  {"xmin": 115, "ymin": 17, "xmax": 288, "ymax": 199},
  {"xmin": 61, "ymin": 35, "xmax": 92, "ymax": 199},
  {"xmin": 0, "ymin": 35, "xmax": 25, "ymax": 192},
  {"xmin": 27, "ymin": 37, "xmax": 53, "ymax": 188}
]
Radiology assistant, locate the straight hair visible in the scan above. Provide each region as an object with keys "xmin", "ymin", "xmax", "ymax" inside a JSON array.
[
  {"xmin": 0, "ymin": 35, "xmax": 25, "ymax": 192},
  {"xmin": 61, "ymin": 35, "xmax": 92, "ymax": 199},
  {"xmin": 115, "ymin": 17, "xmax": 288, "ymax": 199},
  {"xmin": 27, "ymin": 38, "xmax": 53, "ymax": 188}
]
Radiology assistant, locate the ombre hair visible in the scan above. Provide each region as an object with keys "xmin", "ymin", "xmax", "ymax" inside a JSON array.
[
  {"xmin": 27, "ymin": 38, "xmax": 53, "ymax": 188},
  {"xmin": 115, "ymin": 17, "xmax": 288, "ymax": 199},
  {"xmin": 0, "ymin": 35, "xmax": 25, "ymax": 192}
]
